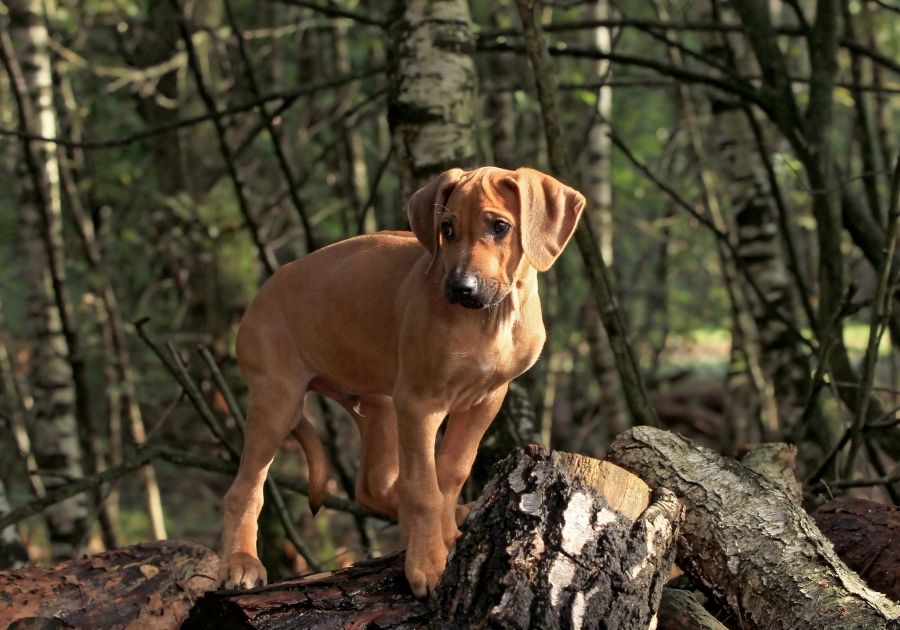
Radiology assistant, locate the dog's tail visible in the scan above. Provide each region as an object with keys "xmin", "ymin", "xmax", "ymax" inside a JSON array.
[{"xmin": 291, "ymin": 416, "xmax": 327, "ymax": 515}]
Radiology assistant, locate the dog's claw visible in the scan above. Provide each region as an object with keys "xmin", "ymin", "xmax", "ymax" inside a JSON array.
[
  {"xmin": 405, "ymin": 538, "xmax": 447, "ymax": 598},
  {"xmin": 218, "ymin": 552, "xmax": 267, "ymax": 590}
]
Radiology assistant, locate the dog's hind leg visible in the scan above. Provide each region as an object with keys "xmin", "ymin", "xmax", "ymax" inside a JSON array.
[
  {"xmin": 349, "ymin": 395, "xmax": 400, "ymax": 519},
  {"xmin": 218, "ymin": 373, "xmax": 307, "ymax": 589}
]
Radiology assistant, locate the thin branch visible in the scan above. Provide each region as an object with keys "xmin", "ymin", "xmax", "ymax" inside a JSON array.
[
  {"xmin": 171, "ymin": 0, "xmax": 278, "ymax": 276},
  {"xmin": 477, "ymin": 41, "xmax": 767, "ymax": 110},
  {"xmin": 224, "ymin": 0, "xmax": 317, "ymax": 253},
  {"xmin": 0, "ymin": 445, "xmax": 382, "ymax": 533},
  {"xmin": 608, "ymin": 129, "xmax": 814, "ymax": 353},
  {"xmin": 477, "ymin": 20, "xmax": 900, "ymax": 74},
  {"xmin": 356, "ymin": 144, "xmax": 393, "ymax": 234},
  {"xmin": 265, "ymin": 0, "xmax": 385, "ymax": 27},
  {"xmin": 134, "ymin": 318, "xmax": 240, "ymax": 460},
  {"xmin": 843, "ymin": 153, "xmax": 900, "ymax": 476},
  {"xmin": 0, "ymin": 69, "xmax": 382, "ymax": 150},
  {"xmin": 515, "ymin": 0, "xmax": 659, "ymax": 428}
]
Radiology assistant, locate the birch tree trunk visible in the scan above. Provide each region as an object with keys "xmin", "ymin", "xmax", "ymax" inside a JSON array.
[
  {"xmin": 0, "ymin": 479, "xmax": 27, "ymax": 570},
  {"xmin": 387, "ymin": 0, "xmax": 478, "ymax": 199},
  {"xmin": 6, "ymin": 0, "xmax": 90, "ymax": 559},
  {"xmin": 582, "ymin": 0, "xmax": 628, "ymax": 437}
]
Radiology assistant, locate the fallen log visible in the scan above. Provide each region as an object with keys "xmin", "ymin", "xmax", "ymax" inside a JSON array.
[
  {"xmin": 183, "ymin": 552, "xmax": 428, "ymax": 629},
  {"xmin": 186, "ymin": 445, "xmax": 683, "ymax": 628},
  {"xmin": 813, "ymin": 497, "xmax": 900, "ymax": 601},
  {"xmin": 0, "ymin": 540, "xmax": 217, "ymax": 629},
  {"xmin": 609, "ymin": 426, "xmax": 900, "ymax": 629}
]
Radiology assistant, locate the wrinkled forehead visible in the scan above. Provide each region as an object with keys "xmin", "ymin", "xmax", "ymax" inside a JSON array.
[{"xmin": 445, "ymin": 168, "xmax": 518, "ymax": 213}]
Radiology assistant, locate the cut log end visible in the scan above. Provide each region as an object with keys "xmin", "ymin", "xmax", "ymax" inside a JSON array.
[{"xmin": 433, "ymin": 445, "xmax": 683, "ymax": 629}]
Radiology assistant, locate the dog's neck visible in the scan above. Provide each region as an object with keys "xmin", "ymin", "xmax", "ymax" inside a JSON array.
[{"xmin": 481, "ymin": 267, "xmax": 538, "ymax": 334}]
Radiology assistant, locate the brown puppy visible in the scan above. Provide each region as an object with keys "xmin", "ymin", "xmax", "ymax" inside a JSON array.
[{"xmin": 218, "ymin": 166, "xmax": 585, "ymax": 597}]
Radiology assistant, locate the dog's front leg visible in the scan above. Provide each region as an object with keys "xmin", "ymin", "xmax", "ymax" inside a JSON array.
[
  {"xmin": 435, "ymin": 385, "xmax": 508, "ymax": 545},
  {"xmin": 394, "ymin": 392, "xmax": 448, "ymax": 598}
]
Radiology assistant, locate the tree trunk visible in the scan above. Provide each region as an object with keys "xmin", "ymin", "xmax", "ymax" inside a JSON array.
[
  {"xmin": 186, "ymin": 446, "xmax": 682, "ymax": 629},
  {"xmin": 581, "ymin": 0, "xmax": 628, "ymax": 438},
  {"xmin": 5, "ymin": 0, "xmax": 90, "ymax": 559},
  {"xmin": 387, "ymin": 0, "xmax": 478, "ymax": 199},
  {"xmin": 702, "ymin": 0, "xmax": 812, "ymax": 437},
  {"xmin": 609, "ymin": 426, "xmax": 900, "ymax": 628},
  {"xmin": 0, "ymin": 479, "xmax": 28, "ymax": 570},
  {"xmin": 0, "ymin": 541, "xmax": 218, "ymax": 629}
]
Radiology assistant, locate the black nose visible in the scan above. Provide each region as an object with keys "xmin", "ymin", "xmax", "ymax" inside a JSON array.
[{"xmin": 447, "ymin": 274, "xmax": 478, "ymax": 300}]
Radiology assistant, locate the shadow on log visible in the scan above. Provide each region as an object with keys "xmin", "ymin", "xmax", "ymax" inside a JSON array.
[
  {"xmin": 0, "ymin": 540, "xmax": 217, "ymax": 628},
  {"xmin": 185, "ymin": 445, "xmax": 683, "ymax": 629},
  {"xmin": 609, "ymin": 426, "xmax": 900, "ymax": 629}
]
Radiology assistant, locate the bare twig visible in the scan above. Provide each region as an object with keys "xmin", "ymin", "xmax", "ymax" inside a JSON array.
[
  {"xmin": 0, "ymin": 70, "xmax": 381, "ymax": 149},
  {"xmin": 843, "ymin": 154, "xmax": 900, "ymax": 476},
  {"xmin": 224, "ymin": 0, "xmax": 317, "ymax": 253},
  {"xmin": 170, "ymin": 0, "xmax": 278, "ymax": 276},
  {"xmin": 134, "ymin": 319, "xmax": 240, "ymax": 459},
  {"xmin": 267, "ymin": 0, "xmax": 385, "ymax": 26}
]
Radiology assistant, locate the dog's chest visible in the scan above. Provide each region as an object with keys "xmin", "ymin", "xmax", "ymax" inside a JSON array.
[{"xmin": 444, "ymin": 321, "xmax": 542, "ymax": 408}]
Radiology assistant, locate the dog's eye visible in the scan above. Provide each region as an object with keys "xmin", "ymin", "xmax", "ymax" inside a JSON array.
[
  {"xmin": 441, "ymin": 221, "xmax": 454, "ymax": 240},
  {"xmin": 492, "ymin": 220, "xmax": 511, "ymax": 237}
]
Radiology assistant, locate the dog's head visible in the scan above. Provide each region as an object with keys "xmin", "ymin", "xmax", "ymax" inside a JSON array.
[{"xmin": 407, "ymin": 167, "xmax": 585, "ymax": 309}]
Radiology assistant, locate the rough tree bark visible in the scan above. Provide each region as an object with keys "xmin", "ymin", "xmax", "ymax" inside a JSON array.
[
  {"xmin": 433, "ymin": 447, "xmax": 682, "ymax": 629},
  {"xmin": 0, "ymin": 479, "xmax": 27, "ymax": 570},
  {"xmin": 701, "ymin": 0, "xmax": 812, "ymax": 435},
  {"xmin": 609, "ymin": 426, "xmax": 900, "ymax": 628},
  {"xmin": 387, "ymin": 0, "xmax": 478, "ymax": 200},
  {"xmin": 186, "ymin": 446, "xmax": 683, "ymax": 629},
  {"xmin": 0, "ymin": 541, "xmax": 218, "ymax": 628},
  {"xmin": 4, "ymin": 0, "xmax": 90, "ymax": 559}
]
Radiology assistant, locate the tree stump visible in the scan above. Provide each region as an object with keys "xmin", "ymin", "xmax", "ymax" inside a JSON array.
[
  {"xmin": 434, "ymin": 446, "xmax": 683, "ymax": 628},
  {"xmin": 186, "ymin": 445, "xmax": 683, "ymax": 628},
  {"xmin": 0, "ymin": 540, "xmax": 217, "ymax": 629},
  {"xmin": 813, "ymin": 497, "xmax": 900, "ymax": 601},
  {"xmin": 609, "ymin": 426, "xmax": 900, "ymax": 629}
]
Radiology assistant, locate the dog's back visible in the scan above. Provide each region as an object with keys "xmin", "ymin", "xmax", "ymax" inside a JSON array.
[{"xmin": 236, "ymin": 231, "xmax": 427, "ymax": 396}]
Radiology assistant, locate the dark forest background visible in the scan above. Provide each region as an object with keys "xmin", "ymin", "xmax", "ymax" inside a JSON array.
[{"xmin": 0, "ymin": 0, "xmax": 898, "ymax": 580}]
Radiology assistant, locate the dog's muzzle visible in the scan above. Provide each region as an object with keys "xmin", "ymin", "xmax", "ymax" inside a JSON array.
[{"xmin": 444, "ymin": 272, "xmax": 490, "ymax": 309}]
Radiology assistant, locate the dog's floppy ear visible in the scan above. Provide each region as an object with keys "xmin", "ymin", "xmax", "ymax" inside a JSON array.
[
  {"xmin": 407, "ymin": 168, "xmax": 466, "ymax": 257},
  {"xmin": 502, "ymin": 168, "xmax": 586, "ymax": 272}
]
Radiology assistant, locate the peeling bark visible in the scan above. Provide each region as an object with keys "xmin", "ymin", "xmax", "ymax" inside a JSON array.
[
  {"xmin": 609, "ymin": 426, "xmax": 900, "ymax": 628},
  {"xmin": 434, "ymin": 446, "xmax": 683, "ymax": 629}
]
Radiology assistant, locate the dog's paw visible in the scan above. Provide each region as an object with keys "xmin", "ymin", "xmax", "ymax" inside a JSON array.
[
  {"xmin": 405, "ymin": 540, "xmax": 447, "ymax": 598},
  {"xmin": 217, "ymin": 551, "xmax": 268, "ymax": 590}
]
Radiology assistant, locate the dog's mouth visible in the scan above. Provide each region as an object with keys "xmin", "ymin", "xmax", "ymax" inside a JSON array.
[{"xmin": 457, "ymin": 297, "xmax": 489, "ymax": 309}]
